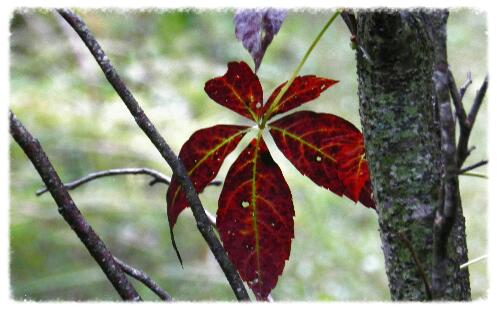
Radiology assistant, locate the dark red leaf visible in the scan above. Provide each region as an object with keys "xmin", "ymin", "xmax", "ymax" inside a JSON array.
[
  {"xmin": 217, "ymin": 137, "xmax": 294, "ymax": 300},
  {"xmin": 204, "ymin": 61, "xmax": 263, "ymax": 121},
  {"xmin": 269, "ymin": 111, "xmax": 375, "ymax": 208},
  {"xmin": 263, "ymin": 76, "xmax": 338, "ymax": 119},
  {"xmin": 234, "ymin": 9, "xmax": 287, "ymax": 71},
  {"xmin": 167, "ymin": 124, "xmax": 249, "ymax": 229},
  {"xmin": 334, "ymin": 140, "xmax": 373, "ymax": 207}
]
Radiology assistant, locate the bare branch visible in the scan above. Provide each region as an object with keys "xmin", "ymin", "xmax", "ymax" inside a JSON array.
[
  {"xmin": 467, "ymin": 75, "xmax": 488, "ymax": 127},
  {"xmin": 36, "ymin": 167, "xmax": 170, "ymax": 196},
  {"xmin": 9, "ymin": 111, "xmax": 141, "ymax": 301},
  {"xmin": 114, "ymin": 257, "xmax": 173, "ymax": 301},
  {"xmin": 57, "ymin": 9, "xmax": 249, "ymax": 301},
  {"xmin": 459, "ymin": 160, "xmax": 488, "ymax": 174},
  {"xmin": 456, "ymin": 75, "xmax": 488, "ymax": 167},
  {"xmin": 448, "ymin": 70, "xmax": 467, "ymax": 129},
  {"xmin": 459, "ymin": 71, "xmax": 472, "ymax": 99},
  {"xmin": 36, "ymin": 167, "xmax": 222, "ymax": 196}
]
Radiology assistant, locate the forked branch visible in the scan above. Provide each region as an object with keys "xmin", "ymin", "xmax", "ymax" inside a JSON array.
[
  {"xmin": 448, "ymin": 71, "xmax": 488, "ymax": 168},
  {"xmin": 9, "ymin": 111, "xmax": 141, "ymax": 301},
  {"xmin": 36, "ymin": 167, "xmax": 219, "ymax": 227},
  {"xmin": 114, "ymin": 257, "xmax": 173, "ymax": 301},
  {"xmin": 36, "ymin": 167, "xmax": 221, "ymax": 196},
  {"xmin": 57, "ymin": 8, "xmax": 249, "ymax": 301}
]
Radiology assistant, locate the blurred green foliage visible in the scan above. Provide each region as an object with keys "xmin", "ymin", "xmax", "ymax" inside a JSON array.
[{"xmin": 10, "ymin": 9, "xmax": 487, "ymax": 301}]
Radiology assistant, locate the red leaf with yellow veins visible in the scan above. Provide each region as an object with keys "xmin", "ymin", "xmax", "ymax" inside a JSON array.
[
  {"xmin": 263, "ymin": 76, "xmax": 338, "ymax": 119},
  {"xmin": 217, "ymin": 137, "xmax": 294, "ymax": 300},
  {"xmin": 269, "ymin": 111, "xmax": 375, "ymax": 208},
  {"xmin": 166, "ymin": 125, "xmax": 249, "ymax": 263},
  {"xmin": 335, "ymin": 139, "xmax": 375, "ymax": 208},
  {"xmin": 167, "ymin": 124, "xmax": 249, "ymax": 227},
  {"xmin": 204, "ymin": 61, "xmax": 263, "ymax": 121}
]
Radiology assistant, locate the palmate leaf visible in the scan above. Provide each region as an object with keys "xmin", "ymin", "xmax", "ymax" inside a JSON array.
[
  {"xmin": 170, "ymin": 60, "xmax": 374, "ymax": 299},
  {"xmin": 269, "ymin": 111, "xmax": 375, "ymax": 208},
  {"xmin": 166, "ymin": 125, "xmax": 249, "ymax": 263},
  {"xmin": 204, "ymin": 61, "xmax": 263, "ymax": 121},
  {"xmin": 217, "ymin": 137, "xmax": 294, "ymax": 300},
  {"xmin": 263, "ymin": 76, "xmax": 338, "ymax": 119}
]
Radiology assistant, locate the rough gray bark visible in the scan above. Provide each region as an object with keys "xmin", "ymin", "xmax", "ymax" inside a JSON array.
[{"xmin": 355, "ymin": 10, "xmax": 470, "ymax": 300}]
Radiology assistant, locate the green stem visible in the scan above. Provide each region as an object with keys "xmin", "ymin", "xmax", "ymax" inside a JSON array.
[{"xmin": 260, "ymin": 10, "xmax": 342, "ymax": 128}]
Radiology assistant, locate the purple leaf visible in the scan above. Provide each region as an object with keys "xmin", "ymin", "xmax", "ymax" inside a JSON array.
[{"xmin": 234, "ymin": 9, "xmax": 287, "ymax": 72}]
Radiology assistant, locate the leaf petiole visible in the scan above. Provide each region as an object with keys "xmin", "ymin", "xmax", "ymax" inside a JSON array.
[{"xmin": 260, "ymin": 10, "xmax": 342, "ymax": 128}]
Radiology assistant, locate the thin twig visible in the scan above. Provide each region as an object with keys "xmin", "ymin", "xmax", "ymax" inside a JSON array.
[
  {"xmin": 459, "ymin": 160, "xmax": 488, "ymax": 174},
  {"xmin": 36, "ymin": 167, "xmax": 170, "ymax": 196},
  {"xmin": 460, "ymin": 172, "xmax": 488, "ymax": 179},
  {"xmin": 397, "ymin": 231, "xmax": 432, "ymax": 300},
  {"xmin": 467, "ymin": 75, "xmax": 488, "ymax": 127},
  {"xmin": 460, "ymin": 254, "xmax": 487, "ymax": 270},
  {"xmin": 114, "ymin": 257, "xmax": 173, "ymax": 301},
  {"xmin": 9, "ymin": 111, "xmax": 141, "ymax": 301},
  {"xmin": 459, "ymin": 71, "xmax": 472, "ymax": 99},
  {"xmin": 57, "ymin": 9, "xmax": 249, "ymax": 301},
  {"xmin": 36, "ymin": 167, "xmax": 222, "ymax": 196},
  {"xmin": 37, "ymin": 166, "xmax": 221, "ymax": 227}
]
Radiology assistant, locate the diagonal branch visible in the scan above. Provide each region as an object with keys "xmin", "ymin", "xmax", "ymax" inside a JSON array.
[
  {"xmin": 447, "ymin": 70, "xmax": 467, "ymax": 130},
  {"xmin": 36, "ymin": 167, "xmax": 221, "ymax": 196},
  {"xmin": 114, "ymin": 257, "xmax": 173, "ymax": 301},
  {"xmin": 57, "ymin": 8, "xmax": 249, "ymax": 301},
  {"xmin": 459, "ymin": 160, "xmax": 488, "ymax": 174},
  {"xmin": 9, "ymin": 111, "xmax": 141, "ymax": 301},
  {"xmin": 467, "ymin": 75, "xmax": 488, "ymax": 128}
]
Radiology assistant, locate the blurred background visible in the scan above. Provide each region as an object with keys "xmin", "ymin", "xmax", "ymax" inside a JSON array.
[{"xmin": 9, "ymin": 9, "xmax": 487, "ymax": 301}]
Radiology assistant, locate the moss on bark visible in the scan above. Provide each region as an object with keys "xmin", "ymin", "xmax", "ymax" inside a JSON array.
[{"xmin": 355, "ymin": 10, "xmax": 470, "ymax": 300}]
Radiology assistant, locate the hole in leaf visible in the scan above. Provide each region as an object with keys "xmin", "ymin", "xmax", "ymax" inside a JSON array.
[
  {"xmin": 241, "ymin": 201, "xmax": 250, "ymax": 208},
  {"xmin": 316, "ymin": 156, "xmax": 322, "ymax": 162},
  {"xmin": 256, "ymin": 103, "xmax": 261, "ymax": 109}
]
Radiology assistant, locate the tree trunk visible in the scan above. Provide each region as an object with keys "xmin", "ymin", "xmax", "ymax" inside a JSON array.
[{"xmin": 355, "ymin": 10, "xmax": 471, "ymax": 300}]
